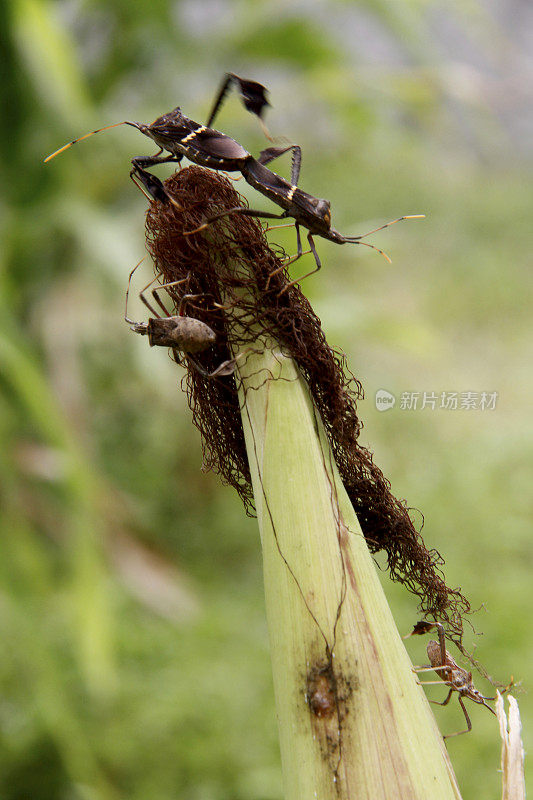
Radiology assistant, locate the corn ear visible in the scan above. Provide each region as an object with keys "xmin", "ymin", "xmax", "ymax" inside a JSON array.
[{"xmin": 235, "ymin": 339, "xmax": 463, "ymax": 800}]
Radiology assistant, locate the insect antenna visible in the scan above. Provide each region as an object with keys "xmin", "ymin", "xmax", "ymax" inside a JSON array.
[
  {"xmin": 479, "ymin": 698, "xmax": 497, "ymax": 715},
  {"xmin": 344, "ymin": 215, "xmax": 425, "ymax": 243},
  {"xmin": 124, "ymin": 258, "xmax": 147, "ymax": 324},
  {"xmin": 44, "ymin": 121, "xmax": 141, "ymax": 162},
  {"xmin": 355, "ymin": 240, "xmax": 393, "ymax": 263}
]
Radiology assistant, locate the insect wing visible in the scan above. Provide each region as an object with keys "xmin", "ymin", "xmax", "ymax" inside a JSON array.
[
  {"xmin": 290, "ymin": 188, "xmax": 323, "ymax": 215},
  {"xmin": 192, "ymin": 130, "xmax": 249, "ymax": 160},
  {"xmin": 248, "ymin": 161, "xmax": 291, "ymax": 194},
  {"xmin": 427, "ymin": 640, "xmax": 460, "ymax": 682}
]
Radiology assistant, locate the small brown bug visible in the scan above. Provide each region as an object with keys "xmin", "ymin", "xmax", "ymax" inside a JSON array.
[
  {"xmin": 408, "ymin": 621, "xmax": 512, "ymax": 738},
  {"xmin": 125, "ymin": 261, "xmax": 235, "ymax": 378}
]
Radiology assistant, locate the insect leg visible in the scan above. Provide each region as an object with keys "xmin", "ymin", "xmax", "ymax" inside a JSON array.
[
  {"xmin": 130, "ymin": 155, "xmax": 184, "ymax": 207},
  {"xmin": 135, "ymin": 272, "xmax": 189, "ymax": 319},
  {"xmin": 130, "ymin": 165, "xmax": 171, "ymax": 205},
  {"xmin": 150, "ymin": 277, "xmax": 214, "ymax": 321},
  {"xmin": 184, "ymin": 207, "xmax": 289, "ymax": 235},
  {"xmin": 187, "ymin": 345, "xmax": 259, "ymax": 380},
  {"xmin": 186, "ymin": 354, "xmax": 235, "ymax": 379},
  {"xmin": 151, "ymin": 277, "xmax": 195, "ymax": 317},
  {"xmin": 264, "ymin": 222, "xmax": 298, "ymax": 232},
  {"xmin": 139, "ymin": 275, "xmax": 167, "ymax": 318},
  {"xmin": 264, "ymin": 223, "xmax": 303, "ymax": 291},
  {"xmin": 206, "ymin": 74, "xmax": 270, "ymax": 136},
  {"xmin": 132, "ymin": 153, "xmax": 184, "ymax": 170},
  {"xmin": 277, "ymin": 232, "xmax": 322, "ymax": 296},
  {"xmin": 283, "ymin": 230, "xmax": 312, "ymax": 267},
  {"xmin": 257, "ymin": 145, "xmax": 302, "ymax": 185},
  {"xmin": 414, "ymin": 675, "xmax": 453, "ymax": 684},
  {"xmin": 307, "ymin": 233, "xmax": 322, "ymax": 273},
  {"xmin": 130, "ymin": 168, "xmax": 164, "ymax": 203},
  {"xmin": 443, "ymin": 697, "xmax": 472, "ymax": 738},
  {"xmin": 279, "ymin": 223, "xmax": 304, "ymax": 266},
  {"xmin": 428, "ymin": 689, "xmax": 454, "ymax": 707},
  {"xmin": 206, "ymin": 74, "xmax": 234, "ymax": 128}
]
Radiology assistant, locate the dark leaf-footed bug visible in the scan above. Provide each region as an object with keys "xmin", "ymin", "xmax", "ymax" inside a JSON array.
[
  {"xmin": 44, "ymin": 74, "xmax": 271, "ymax": 209},
  {"xmin": 45, "ymin": 73, "xmax": 424, "ymax": 286}
]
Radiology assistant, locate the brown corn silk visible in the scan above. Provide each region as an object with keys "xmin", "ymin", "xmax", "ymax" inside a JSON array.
[{"xmin": 144, "ymin": 166, "xmax": 470, "ymax": 641}]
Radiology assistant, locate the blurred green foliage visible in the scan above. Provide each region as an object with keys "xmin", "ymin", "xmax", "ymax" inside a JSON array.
[{"xmin": 1, "ymin": 0, "xmax": 531, "ymax": 798}]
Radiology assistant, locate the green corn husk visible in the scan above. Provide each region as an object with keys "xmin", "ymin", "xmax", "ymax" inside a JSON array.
[{"xmin": 234, "ymin": 336, "xmax": 463, "ymax": 800}]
